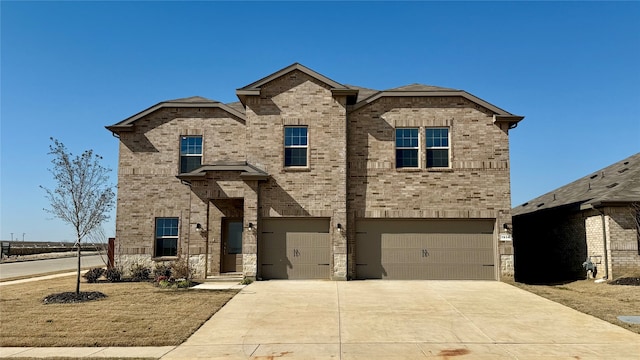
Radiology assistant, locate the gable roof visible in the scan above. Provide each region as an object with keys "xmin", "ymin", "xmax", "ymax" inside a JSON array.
[
  {"xmin": 106, "ymin": 96, "xmax": 246, "ymax": 133},
  {"xmin": 235, "ymin": 63, "xmax": 358, "ymax": 104},
  {"xmin": 350, "ymin": 83, "xmax": 524, "ymax": 126},
  {"xmin": 513, "ymin": 152, "xmax": 640, "ymax": 216}
]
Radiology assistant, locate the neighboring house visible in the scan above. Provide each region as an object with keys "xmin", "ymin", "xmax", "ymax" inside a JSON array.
[
  {"xmin": 512, "ymin": 153, "xmax": 640, "ymax": 283},
  {"xmin": 106, "ymin": 63, "xmax": 523, "ymax": 281}
]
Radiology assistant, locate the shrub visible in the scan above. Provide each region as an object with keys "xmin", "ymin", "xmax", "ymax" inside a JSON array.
[
  {"xmin": 170, "ymin": 258, "xmax": 193, "ymax": 280},
  {"xmin": 241, "ymin": 277, "xmax": 253, "ymax": 285},
  {"xmin": 104, "ymin": 267, "xmax": 122, "ymax": 282},
  {"xmin": 153, "ymin": 263, "xmax": 172, "ymax": 281},
  {"xmin": 83, "ymin": 268, "xmax": 104, "ymax": 283},
  {"xmin": 130, "ymin": 263, "xmax": 151, "ymax": 282}
]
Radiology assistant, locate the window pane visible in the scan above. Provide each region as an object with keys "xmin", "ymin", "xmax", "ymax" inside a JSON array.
[
  {"xmin": 396, "ymin": 128, "xmax": 418, "ymax": 148},
  {"xmin": 396, "ymin": 149, "xmax": 418, "ymax": 168},
  {"xmin": 155, "ymin": 238, "xmax": 177, "ymax": 257},
  {"xmin": 180, "ymin": 156, "xmax": 202, "ymax": 173},
  {"xmin": 426, "ymin": 128, "xmax": 448, "ymax": 148},
  {"xmin": 156, "ymin": 218, "xmax": 179, "ymax": 237},
  {"xmin": 285, "ymin": 148, "xmax": 307, "ymax": 166},
  {"xmin": 180, "ymin": 136, "xmax": 202, "ymax": 155},
  {"xmin": 228, "ymin": 222, "xmax": 243, "ymax": 254},
  {"xmin": 427, "ymin": 149, "xmax": 449, "ymax": 167}
]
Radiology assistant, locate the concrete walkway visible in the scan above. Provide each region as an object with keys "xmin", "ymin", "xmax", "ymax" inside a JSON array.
[{"xmin": 2, "ymin": 280, "xmax": 639, "ymax": 359}]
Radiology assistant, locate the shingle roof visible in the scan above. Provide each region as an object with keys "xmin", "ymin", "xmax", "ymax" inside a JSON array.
[
  {"xmin": 385, "ymin": 83, "xmax": 457, "ymax": 92},
  {"xmin": 513, "ymin": 152, "xmax": 640, "ymax": 216},
  {"xmin": 106, "ymin": 96, "xmax": 246, "ymax": 133}
]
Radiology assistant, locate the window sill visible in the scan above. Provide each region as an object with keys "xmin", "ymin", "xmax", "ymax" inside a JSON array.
[
  {"xmin": 152, "ymin": 256, "xmax": 179, "ymax": 261},
  {"xmin": 283, "ymin": 167, "xmax": 311, "ymax": 172},
  {"xmin": 396, "ymin": 168, "xmax": 422, "ymax": 172},
  {"xmin": 427, "ymin": 168, "xmax": 454, "ymax": 172}
]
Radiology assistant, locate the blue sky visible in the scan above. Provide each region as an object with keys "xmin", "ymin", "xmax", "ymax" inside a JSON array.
[{"xmin": 1, "ymin": 1, "xmax": 639, "ymax": 242}]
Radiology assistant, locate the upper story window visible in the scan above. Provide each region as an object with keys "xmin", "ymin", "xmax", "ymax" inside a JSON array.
[
  {"xmin": 284, "ymin": 126, "xmax": 308, "ymax": 167},
  {"xmin": 395, "ymin": 128, "xmax": 419, "ymax": 168},
  {"xmin": 155, "ymin": 217, "xmax": 179, "ymax": 257},
  {"xmin": 426, "ymin": 128, "xmax": 450, "ymax": 168},
  {"xmin": 180, "ymin": 136, "xmax": 202, "ymax": 173}
]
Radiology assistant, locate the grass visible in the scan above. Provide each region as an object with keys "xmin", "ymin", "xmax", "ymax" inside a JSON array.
[
  {"xmin": 505, "ymin": 278, "xmax": 640, "ymax": 334},
  {"xmin": 0, "ymin": 275, "xmax": 239, "ymax": 347}
]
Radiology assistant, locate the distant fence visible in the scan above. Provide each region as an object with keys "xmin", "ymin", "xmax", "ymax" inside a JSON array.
[{"xmin": 1, "ymin": 241, "xmax": 107, "ymax": 257}]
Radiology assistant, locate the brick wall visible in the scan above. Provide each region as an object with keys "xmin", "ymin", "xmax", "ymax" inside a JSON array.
[
  {"xmin": 606, "ymin": 207, "xmax": 640, "ymax": 278},
  {"xmin": 114, "ymin": 107, "xmax": 247, "ymax": 277},
  {"xmin": 243, "ymin": 70, "xmax": 348, "ymax": 279},
  {"xmin": 347, "ymin": 96, "xmax": 514, "ymax": 278}
]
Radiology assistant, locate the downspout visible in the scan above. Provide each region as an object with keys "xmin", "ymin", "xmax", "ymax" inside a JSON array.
[
  {"xmin": 595, "ymin": 208, "xmax": 610, "ymax": 280},
  {"xmin": 181, "ymin": 180, "xmax": 193, "ymax": 279},
  {"xmin": 600, "ymin": 211, "xmax": 609, "ymax": 279},
  {"xmin": 204, "ymin": 200, "xmax": 210, "ymax": 277}
]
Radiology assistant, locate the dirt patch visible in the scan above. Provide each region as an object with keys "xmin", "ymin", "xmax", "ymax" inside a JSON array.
[
  {"xmin": 43, "ymin": 291, "xmax": 107, "ymax": 304},
  {"xmin": 610, "ymin": 277, "xmax": 640, "ymax": 286}
]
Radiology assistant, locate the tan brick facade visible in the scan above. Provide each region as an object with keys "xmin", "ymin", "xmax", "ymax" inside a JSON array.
[{"xmin": 108, "ymin": 64, "xmax": 522, "ymax": 280}]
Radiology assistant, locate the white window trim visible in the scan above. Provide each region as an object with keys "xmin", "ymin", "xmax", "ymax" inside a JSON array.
[
  {"xmin": 396, "ymin": 128, "xmax": 420, "ymax": 168},
  {"xmin": 284, "ymin": 126, "xmax": 309, "ymax": 168},
  {"xmin": 180, "ymin": 135, "xmax": 203, "ymax": 173},
  {"xmin": 425, "ymin": 127, "xmax": 451, "ymax": 168}
]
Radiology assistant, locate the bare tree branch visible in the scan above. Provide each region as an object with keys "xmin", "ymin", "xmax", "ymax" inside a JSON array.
[{"xmin": 41, "ymin": 138, "xmax": 115, "ymax": 294}]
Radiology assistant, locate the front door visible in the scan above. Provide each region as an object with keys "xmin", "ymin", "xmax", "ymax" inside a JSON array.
[{"xmin": 222, "ymin": 219, "xmax": 243, "ymax": 273}]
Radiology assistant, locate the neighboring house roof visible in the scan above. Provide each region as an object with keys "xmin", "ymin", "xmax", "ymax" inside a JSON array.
[
  {"xmin": 176, "ymin": 161, "xmax": 270, "ymax": 181},
  {"xmin": 106, "ymin": 96, "xmax": 246, "ymax": 133},
  {"xmin": 513, "ymin": 152, "xmax": 640, "ymax": 216},
  {"xmin": 236, "ymin": 63, "xmax": 358, "ymax": 104}
]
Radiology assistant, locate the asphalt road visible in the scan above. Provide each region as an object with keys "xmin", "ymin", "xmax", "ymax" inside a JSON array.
[{"xmin": 0, "ymin": 255, "xmax": 105, "ymax": 280}]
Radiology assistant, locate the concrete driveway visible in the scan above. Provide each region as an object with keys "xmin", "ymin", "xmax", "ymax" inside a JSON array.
[{"xmin": 163, "ymin": 281, "xmax": 640, "ymax": 359}]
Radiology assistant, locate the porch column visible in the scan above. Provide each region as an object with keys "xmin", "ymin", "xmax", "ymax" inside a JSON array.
[{"xmin": 242, "ymin": 180, "xmax": 259, "ymax": 279}]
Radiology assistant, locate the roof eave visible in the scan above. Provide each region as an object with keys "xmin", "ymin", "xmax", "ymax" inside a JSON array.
[{"xmin": 106, "ymin": 101, "xmax": 246, "ymax": 134}]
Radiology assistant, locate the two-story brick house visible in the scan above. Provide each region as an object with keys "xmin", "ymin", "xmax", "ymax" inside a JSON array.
[{"xmin": 106, "ymin": 63, "xmax": 523, "ymax": 281}]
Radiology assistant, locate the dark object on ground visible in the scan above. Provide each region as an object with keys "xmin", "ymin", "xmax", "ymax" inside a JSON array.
[
  {"xmin": 83, "ymin": 268, "xmax": 105, "ymax": 283},
  {"xmin": 609, "ymin": 277, "xmax": 640, "ymax": 286},
  {"xmin": 43, "ymin": 291, "xmax": 107, "ymax": 304},
  {"xmin": 105, "ymin": 267, "xmax": 122, "ymax": 282}
]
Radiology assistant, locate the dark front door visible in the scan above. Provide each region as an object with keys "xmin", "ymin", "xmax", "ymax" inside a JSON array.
[{"xmin": 222, "ymin": 219, "xmax": 243, "ymax": 273}]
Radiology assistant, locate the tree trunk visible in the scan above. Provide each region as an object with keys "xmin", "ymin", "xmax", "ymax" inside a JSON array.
[{"xmin": 76, "ymin": 240, "xmax": 81, "ymax": 294}]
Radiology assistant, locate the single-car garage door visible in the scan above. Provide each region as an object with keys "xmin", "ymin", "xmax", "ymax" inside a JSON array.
[
  {"xmin": 260, "ymin": 218, "xmax": 330, "ymax": 280},
  {"xmin": 356, "ymin": 219, "xmax": 495, "ymax": 280}
]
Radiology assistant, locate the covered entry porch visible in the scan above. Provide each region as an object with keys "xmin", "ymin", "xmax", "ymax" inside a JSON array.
[{"xmin": 177, "ymin": 161, "xmax": 268, "ymax": 279}]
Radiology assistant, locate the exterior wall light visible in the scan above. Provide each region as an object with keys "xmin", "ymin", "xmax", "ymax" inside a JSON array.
[
  {"xmin": 196, "ymin": 223, "xmax": 206, "ymax": 233},
  {"xmin": 337, "ymin": 223, "xmax": 343, "ymax": 233},
  {"xmin": 248, "ymin": 222, "xmax": 256, "ymax": 232}
]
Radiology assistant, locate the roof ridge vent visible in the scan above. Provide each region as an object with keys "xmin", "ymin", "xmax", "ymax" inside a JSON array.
[
  {"xmin": 606, "ymin": 182, "xmax": 619, "ymax": 189},
  {"xmin": 590, "ymin": 174, "xmax": 598, "ymax": 179}
]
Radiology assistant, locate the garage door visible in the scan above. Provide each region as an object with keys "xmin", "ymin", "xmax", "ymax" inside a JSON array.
[
  {"xmin": 260, "ymin": 218, "xmax": 330, "ymax": 279},
  {"xmin": 356, "ymin": 219, "xmax": 495, "ymax": 280}
]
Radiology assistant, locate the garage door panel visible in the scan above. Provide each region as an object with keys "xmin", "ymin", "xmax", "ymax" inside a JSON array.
[
  {"xmin": 260, "ymin": 219, "xmax": 330, "ymax": 280},
  {"xmin": 356, "ymin": 219, "xmax": 496, "ymax": 280}
]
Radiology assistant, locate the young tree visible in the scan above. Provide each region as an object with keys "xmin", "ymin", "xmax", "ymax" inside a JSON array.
[{"xmin": 41, "ymin": 138, "xmax": 115, "ymax": 294}]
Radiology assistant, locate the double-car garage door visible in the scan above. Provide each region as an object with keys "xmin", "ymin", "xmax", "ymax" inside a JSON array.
[
  {"xmin": 259, "ymin": 218, "xmax": 330, "ymax": 280},
  {"xmin": 356, "ymin": 219, "xmax": 496, "ymax": 280}
]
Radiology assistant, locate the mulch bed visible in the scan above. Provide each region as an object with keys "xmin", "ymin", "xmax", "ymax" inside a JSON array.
[
  {"xmin": 43, "ymin": 291, "xmax": 107, "ymax": 304},
  {"xmin": 609, "ymin": 277, "xmax": 640, "ymax": 286}
]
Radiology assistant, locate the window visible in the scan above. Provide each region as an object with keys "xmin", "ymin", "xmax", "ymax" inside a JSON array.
[
  {"xmin": 180, "ymin": 136, "xmax": 202, "ymax": 173},
  {"xmin": 426, "ymin": 128, "xmax": 450, "ymax": 168},
  {"xmin": 284, "ymin": 126, "xmax": 308, "ymax": 167},
  {"xmin": 395, "ymin": 128, "xmax": 419, "ymax": 168},
  {"xmin": 155, "ymin": 218, "xmax": 178, "ymax": 257}
]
